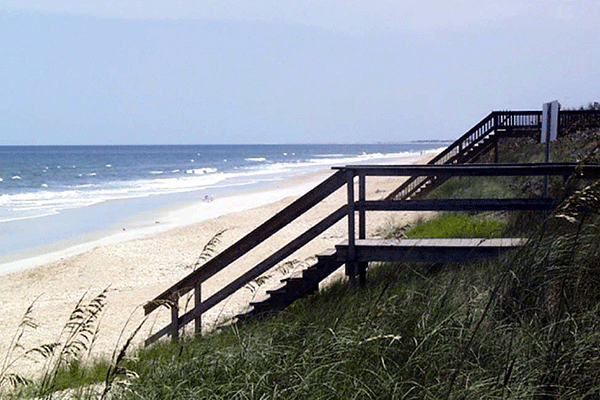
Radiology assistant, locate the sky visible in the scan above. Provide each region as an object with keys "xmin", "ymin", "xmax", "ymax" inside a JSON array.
[{"xmin": 0, "ymin": 1, "xmax": 598, "ymax": 145}]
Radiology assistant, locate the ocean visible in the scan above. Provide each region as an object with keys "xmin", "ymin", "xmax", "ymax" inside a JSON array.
[{"xmin": 0, "ymin": 144, "xmax": 442, "ymax": 268}]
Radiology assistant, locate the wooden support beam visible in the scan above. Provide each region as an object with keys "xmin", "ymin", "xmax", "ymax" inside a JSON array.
[
  {"xmin": 359, "ymin": 198, "xmax": 555, "ymax": 212},
  {"xmin": 145, "ymin": 170, "xmax": 346, "ymax": 316},
  {"xmin": 145, "ymin": 206, "xmax": 347, "ymax": 346},
  {"xmin": 358, "ymin": 173, "xmax": 366, "ymax": 239},
  {"xmin": 333, "ymin": 163, "xmax": 600, "ymax": 178},
  {"xmin": 170, "ymin": 294, "xmax": 179, "ymax": 342},
  {"xmin": 194, "ymin": 284, "xmax": 201, "ymax": 337},
  {"xmin": 358, "ymin": 173, "xmax": 367, "ymax": 286},
  {"xmin": 336, "ymin": 238, "xmax": 526, "ymax": 264},
  {"xmin": 346, "ymin": 170, "xmax": 356, "ymax": 285}
]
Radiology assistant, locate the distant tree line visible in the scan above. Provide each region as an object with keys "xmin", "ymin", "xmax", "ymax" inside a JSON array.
[{"xmin": 578, "ymin": 101, "xmax": 600, "ymax": 110}]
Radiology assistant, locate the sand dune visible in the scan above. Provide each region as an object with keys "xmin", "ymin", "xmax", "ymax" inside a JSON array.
[{"xmin": 0, "ymin": 159, "xmax": 433, "ymax": 376}]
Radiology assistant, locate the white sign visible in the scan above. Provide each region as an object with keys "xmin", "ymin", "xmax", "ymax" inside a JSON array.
[{"xmin": 541, "ymin": 100, "xmax": 559, "ymax": 143}]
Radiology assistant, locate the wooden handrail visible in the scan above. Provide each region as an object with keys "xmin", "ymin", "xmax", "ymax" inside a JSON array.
[
  {"xmin": 339, "ymin": 161, "xmax": 600, "ymax": 285},
  {"xmin": 145, "ymin": 205, "xmax": 347, "ymax": 345},
  {"xmin": 385, "ymin": 110, "xmax": 552, "ymax": 201},
  {"xmin": 387, "ymin": 110, "xmax": 600, "ymax": 202},
  {"xmin": 144, "ymin": 109, "xmax": 600, "ymax": 345},
  {"xmin": 359, "ymin": 198, "xmax": 556, "ymax": 212},
  {"xmin": 336, "ymin": 163, "xmax": 600, "ymax": 177},
  {"xmin": 144, "ymin": 170, "xmax": 347, "ymax": 344},
  {"xmin": 385, "ymin": 112, "xmax": 499, "ymax": 200}
]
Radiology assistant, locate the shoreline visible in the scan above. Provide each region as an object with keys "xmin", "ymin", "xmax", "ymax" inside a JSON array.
[
  {"xmin": 0, "ymin": 154, "xmax": 435, "ymax": 375},
  {"xmin": 0, "ymin": 150, "xmax": 435, "ymax": 275},
  {"xmin": 0, "ymin": 168, "xmax": 332, "ymax": 275}
]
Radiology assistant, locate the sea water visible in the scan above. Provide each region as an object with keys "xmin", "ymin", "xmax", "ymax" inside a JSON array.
[{"xmin": 0, "ymin": 144, "xmax": 442, "ymax": 267}]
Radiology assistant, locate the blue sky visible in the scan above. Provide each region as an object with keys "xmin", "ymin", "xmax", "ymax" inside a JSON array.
[{"xmin": 0, "ymin": 1, "xmax": 598, "ymax": 145}]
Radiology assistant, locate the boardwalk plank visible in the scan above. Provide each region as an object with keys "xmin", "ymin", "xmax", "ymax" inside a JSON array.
[{"xmin": 337, "ymin": 238, "xmax": 525, "ymax": 263}]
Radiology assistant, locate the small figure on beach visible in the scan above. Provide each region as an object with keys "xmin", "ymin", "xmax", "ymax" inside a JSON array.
[{"xmin": 203, "ymin": 194, "xmax": 214, "ymax": 202}]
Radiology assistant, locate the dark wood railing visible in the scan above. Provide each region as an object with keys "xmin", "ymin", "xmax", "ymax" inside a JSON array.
[
  {"xmin": 560, "ymin": 110, "xmax": 600, "ymax": 134},
  {"xmin": 144, "ymin": 170, "xmax": 347, "ymax": 345},
  {"xmin": 335, "ymin": 163, "xmax": 600, "ymax": 283},
  {"xmin": 385, "ymin": 111, "xmax": 543, "ymax": 200},
  {"xmin": 145, "ymin": 160, "xmax": 600, "ymax": 344},
  {"xmin": 385, "ymin": 110, "xmax": 600, "ymax": 201},
  {"xmin": 144, "ymin": 109, "xmax": 600, "ymax": 344}
]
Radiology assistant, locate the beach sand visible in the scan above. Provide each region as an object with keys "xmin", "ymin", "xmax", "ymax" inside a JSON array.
[{"xmin": 0, "ymin": 158, "xmax": 433, "ymax": 376}]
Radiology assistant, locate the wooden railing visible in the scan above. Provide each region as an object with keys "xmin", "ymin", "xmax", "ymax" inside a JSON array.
[
  {"xmin": 335, "ymin": 163, "xmax": 600, "ymax": 283},
  {"xmin": 385, "ymin": 111, "xmax": 543, "ymax": 200},
  {"xmin": 385, "ymin": 110, "xmax": 600, "ymax": 201},
  {"xmin": 560, "ymin": 110, "xmax": 600, "ymax": 134},
  {"xmin": 144, "ymin": 170, "xmax": 347, "ymax": 345},
  {"xmin": 144, "ymin": 108, "xmax": 600, "ymax": 345}
]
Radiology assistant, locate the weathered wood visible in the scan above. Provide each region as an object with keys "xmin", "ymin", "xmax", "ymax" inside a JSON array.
[
  {"xmin": 194, "ymin": 284, "xmax": 201, "ymax": 336},
  {"xmin": 170, "ymin": 294, "xmax": 179, "ymax": 342},
  {"xmin": 358, "ymin": 173, "xmax": 367, "ymax": 286},
  {"xmin": 346, "ymin": 170, "xmax": 356, "ymax": 283},
  {"xmin": 144, "ymin": 170, "xmax": 346, "ymax": 315},
  {"xmin": 359, "ymin": 198, "xmax": 556, "ymax": 212},
  {"xmin": 358, "ymin": 173, "xmax": 366, "ymax": 239},
  {"xmin": 383, "ymin": 110, "xmax": 600, "ymax": 201},
  {"xmin": 336, "ymin": 238, "xmax": 526, "ymax": 263},
  {"xmin": 145, "ymin": 110, "xmax": 600, "ymax": 344},
  {"xmin": 145, "ymin": 206, "xmax": 347, "ymax": 345},
  {"xmin": 334, "ymin": 163, "xmax": 600, "ymax": 178}
]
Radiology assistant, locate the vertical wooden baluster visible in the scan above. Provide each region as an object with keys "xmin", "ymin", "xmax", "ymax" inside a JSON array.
[
  {"xmin": 346, "ymin": 169, "xmax": 356, "ymax": 286},
  {"xmin": 358, "ymin": 173, "xmax": 366, "ymax": 240},
  {"xmin": 358, "ymin": 173, "xmax": 367, "ymax": 286},
  {"xmin": 170, "ymin": 293, "xmax": 180, "ymax": 342},
  {"xmin": 194, "ymin": 284, "xmax": 202, "ymax": 337}
]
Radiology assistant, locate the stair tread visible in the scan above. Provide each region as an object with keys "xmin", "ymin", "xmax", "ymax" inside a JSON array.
[
  {"xmin": 316, "ymin": 248, "xmax": 337, "ymax": 258},
  {"xmin": 281, "ymin": 276, "xmax": 305, "ymax": 284},
  {"xmin": 266, "ymin": 287, "xmax": 287, "ymax": 295}
]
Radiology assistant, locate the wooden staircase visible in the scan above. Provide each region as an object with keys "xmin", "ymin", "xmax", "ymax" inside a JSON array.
[
  {"xmin": 386, "ymin": 110, "xmax": 600, "ymax": 201},
  {"xmin": 143, "ymin": 110, "xmax": 600, "ymax": 345},
  {"xmin": 233, "ymin": 111, "xmax": 600, "ymax": 323},
  {"xmin": 386, "ymin": 111, "xmax": 541, "ymax": 201},
  {"xmin": 236, "ymin": 249, "xmax": 343, "ymax": 321}
]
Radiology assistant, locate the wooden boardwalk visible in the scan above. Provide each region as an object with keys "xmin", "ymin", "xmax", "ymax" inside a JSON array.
[
  {"xmin": 336, "ymin": 238, "xmax": 527, "ymax": 263},
  {"xmin": 142, "ymin": 109, "xmax": 600, "ymax": 344}
]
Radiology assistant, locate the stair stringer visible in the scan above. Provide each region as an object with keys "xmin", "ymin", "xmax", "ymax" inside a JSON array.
[{"xmin": 236, "ymin": 249, "xmax": 344, "ymax": 321}]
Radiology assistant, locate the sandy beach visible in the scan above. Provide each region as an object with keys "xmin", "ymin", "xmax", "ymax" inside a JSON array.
[{"xmin": 0, "ymin": 156, "xmax": 433, "ymax": 376}]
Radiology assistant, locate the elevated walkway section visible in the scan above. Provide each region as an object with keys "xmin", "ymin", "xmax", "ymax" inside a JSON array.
[
  {"xmin": 144, "ymin": 110, "xmax": 600, "ymax": 345},
  {"xmin": 387, "ymin": 110, "xmax": 600, "ymax": 201},
  {"xmin": 336, "ymin": 238, "xmax": 527, "ymax": 263}
]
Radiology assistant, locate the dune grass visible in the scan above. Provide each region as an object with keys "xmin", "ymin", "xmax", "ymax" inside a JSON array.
[
  {"xmin": 117, "ymin": 171, "xmax": 600, "ymax": 399},
  {"xmin": 405, "ymin": 212, "xmax": 505, "ymax": 238},
  {"xmin": 4, "ymin": 126, "xmax": 600, "ymax": 399},
  {"xmin": 117, "ymin": 127, "xmax": 600, "ymax": 399}
]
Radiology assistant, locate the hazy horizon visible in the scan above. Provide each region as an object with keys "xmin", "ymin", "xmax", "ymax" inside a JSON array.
[{"xmin": 1, "ymin": 1, "xmax": 598, "ymax": 146}]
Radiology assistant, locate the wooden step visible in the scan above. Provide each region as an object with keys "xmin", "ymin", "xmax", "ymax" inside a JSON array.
[
  {"xmin": 266, "ymin": 287, "xmax": 287, "ymax": 296},
  {"xmin": 236, "ymin": 253, "xmax": 344, "ymax": 322},
  {"xmin": 280, "ymin": 276, "xmax": 305, "ymax": 284}
]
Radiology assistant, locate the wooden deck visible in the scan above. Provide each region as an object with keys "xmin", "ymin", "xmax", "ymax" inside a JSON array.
[
  {"xmin": 142, "ymin": 109, "xmax": 600, "ymax": 344},
  {"xmin": 336, "ymin": 238, "xmax": 527, "ymax": 263}
]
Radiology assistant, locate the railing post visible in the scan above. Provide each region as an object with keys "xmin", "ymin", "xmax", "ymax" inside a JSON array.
[
  {"xmin": 358, "ymin": 173, "xmax": 366, "ymax": 239},
  {"xmin": 494, "ymin": 138, "xmax": 499, "ymax": 163},
  {"xmin": 557, "ymin": 108, "xmax": 562, "ymax": 137},
  {"xmin": 345, "ymin": 169, "xmax": 357, "ymax": 286},
  {"xmin": 358, "ymin": 173, "xmax": 367, "ymax": 286},
  {"xmin": 493, "ymin": 112, "xmax": 499, "ymax": 132},
  {"xmin": 194, "ymin": 284, "xmax": 202, "ymax": 337},
  {"xmin": 170, "ymin": 293, "xmax": 180, "ymax": 342}
]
